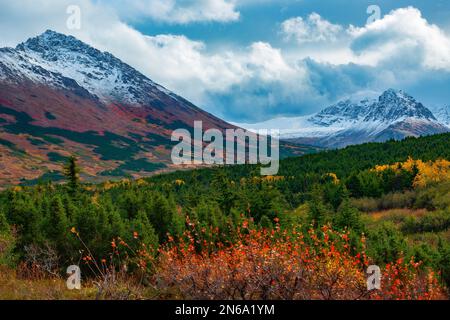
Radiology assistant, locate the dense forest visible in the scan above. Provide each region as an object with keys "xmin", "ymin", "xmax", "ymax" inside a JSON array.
[{"xmin": 1, "ymin": 133, "xmax": 450, "ymax": 299}]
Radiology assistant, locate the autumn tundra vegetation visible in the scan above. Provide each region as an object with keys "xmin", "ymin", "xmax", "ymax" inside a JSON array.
[{"xmin": 1, "ymin": 133, "xmax": 450, "ymax": 299}]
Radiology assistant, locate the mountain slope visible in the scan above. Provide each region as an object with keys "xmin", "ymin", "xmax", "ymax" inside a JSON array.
[
  {"xmin": 0, "ymin": 30, "xmax": 309, "ymax": 186},
  {"xmin": 241, "ymin": 89, "xmax": 449, "ymax": 148}
]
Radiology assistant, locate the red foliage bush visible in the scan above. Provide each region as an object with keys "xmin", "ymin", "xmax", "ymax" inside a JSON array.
[
  {"xmin": 372, "ymin": 257, "xmax": 445, "ymax": 300},
  {"xmin": 154, "ymin": 220, "xmax": 447, "ymax": 300}
]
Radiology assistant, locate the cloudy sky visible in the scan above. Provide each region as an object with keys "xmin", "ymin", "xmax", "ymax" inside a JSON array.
[{"xmin": 1, "ymin": 0, "xmax": 450, "ymax": 123}]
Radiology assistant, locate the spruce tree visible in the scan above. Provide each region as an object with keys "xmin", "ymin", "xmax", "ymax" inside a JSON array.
[{"xmin": 64, "ymin": 155, "xmax": 80, "ymax": 194}]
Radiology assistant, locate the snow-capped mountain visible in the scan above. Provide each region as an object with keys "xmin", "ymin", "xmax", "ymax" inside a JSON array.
[
  {"xmin": 434, "ymin": 106, "xmax": 450, "ymax": 127},
  {"xmin": 1, "ymin": 30, "xmax": 178, "ymax": 105},
  {"xmin": 308, "ymin": 98, "xmax": 374, "ymax": 127},
  {"xmin": 239, "ymin": 89, "xmax": 449, "ymax": 148},
  {"xmin": 310, "ymin": 89, "xmax": 436, "ymax": 125},
  {"xmin": 0, "ymin": 30, "xmax": 306, "ymax": 186},
  {"xmin": 0, "ymin": 30, "xmax": 237, "ymax": 134},
  {"xmin": 0, "ymin": 30, "xmax": 226, "ymax": 185}
]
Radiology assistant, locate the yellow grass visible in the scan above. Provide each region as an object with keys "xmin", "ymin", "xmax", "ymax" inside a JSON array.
[
  {"xmin": 368, "ymin": 208, "xmax": 428, "ymax": 222},
  {"xmin": 0, "ymin": 266, "xmax": 97, "ymax": 300}
]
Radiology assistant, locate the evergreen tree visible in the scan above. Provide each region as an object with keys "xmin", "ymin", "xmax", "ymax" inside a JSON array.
[
  {"xmin": 307, "ymin": 186, "xmax": 331, "ymax": 228},
  {"xmin": 259, "ymin": 215, "xmax": 273, "ymax": 229},
  {"xmin": 148, "ymin": 193, "xmax": 175, "ymax": 241},
  {"xmin": 44, "ymin": 195, "xmax": 70, "ymax": 254},
  {"xmin": 0, "ymin": 209, "xmax": 9, "ymax": 233},
  {"xmin": 437, "ymin": 239, "xmax": 450, "ymax": 289},
  {"xmin": 333, "ymin": 200, "xmax": 363, "ymax": 233},
  {"xmin": 131, "ymin": 210, "xmax": 159, "ymax": 253},
  {"xmin": 211, "ymin": 170, "xmax": 237, "ymax": 215},
  {"xmin": 64, "ymin": 155, "xmax": 80, "ymax": 194},
  {"xmin": 323, "ymin": 182, "xmax": 349, "ymax": 211},
  {"xmin": 367, "ymin": 222, "xmax": 407, "ymax": 264}
]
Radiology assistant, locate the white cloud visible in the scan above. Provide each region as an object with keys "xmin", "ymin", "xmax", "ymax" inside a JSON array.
[
  {"xmin": 1, "ymin": 2, "xmax": 450, "ymax": 122},
  {"xmin": 281, "ymin": 8, "xmax": 450, "ymax": 71},
  {"xmin": 281, "ymin": 13, "xmax": 344, "ymax": 44},
  {"xmin": 348, "ymin": 7, "xmax": 450, "ymax": 70},
  {"xmin": 104, "ymin": 0, "xmax": 240, "ymax": 24},
  {"xmin": 247, "ymin": 42, "xmax": 298, "ymax": 81},
  {"xmin": 120, "ymin": 33, "xmax": 249, "ymax": 105},
  {"xmin": 0, "ymin": 0, "xmax": 239, "ymax": 102},
  {"xmin": 0, "ymin": 0, "xmax": 313, "ymax": 120}
]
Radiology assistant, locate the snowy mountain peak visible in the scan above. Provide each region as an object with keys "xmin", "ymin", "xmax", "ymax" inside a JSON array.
[
  {"xmin": 435, "ymin": 106, "xmax": 450, "ymax": 126},
  {"xmin": 367, "ymin": 88, "xmax": 436, "ymax": 122},
  {"xmin": 241, "ymin": 89, "xmax": 449, "ymax": 148},
  {"xmin": 308, "ymin": 89, "xmax": 437, "ymax": 127},
  {"xmin": 16, "ymin": 30, "xmax": 121, "ymax": 71},
  {"xmin": 308, "ymin": 99, "xmax": 370, "ymax": 127},
  {"xmin": 18, "ymin": 30, "xmax": 88, "ymax": 52},
  {"xmin": 380, "ymin": 88, "xmax": 407, "ymax": 99},
  {"xmin": 1, "ymin": 30, "xmax": 175, "ymax": 105}
]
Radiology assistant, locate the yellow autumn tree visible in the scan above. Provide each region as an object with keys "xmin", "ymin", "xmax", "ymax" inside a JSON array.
[{"xmin": 373, "ymin": 157, "xmax": 450, "ymax": 188}]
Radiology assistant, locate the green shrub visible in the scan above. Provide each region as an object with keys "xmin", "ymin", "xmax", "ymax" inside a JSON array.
[
  {"xmin": 367, "ymin": 222, "xmax": 408, "ymax": 264},
  {"xmin": 0, "ymin": 212, "xmax": 16, "ymax": 267},
  {"xmin": 401, "ymin": 210, "xmax": 450, "ymax": 234},
  {"xmin": 350, "ymin": 197, "xmax": 379, "ymax": 212},
  {"xmin": 379, "ymin": 190, "xmax": 416, "ymax": 210}
]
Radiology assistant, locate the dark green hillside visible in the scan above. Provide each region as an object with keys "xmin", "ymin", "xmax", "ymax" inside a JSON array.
[{"xmin": 148, "ymin": 132, "xmax": 450, "ymax": 185}]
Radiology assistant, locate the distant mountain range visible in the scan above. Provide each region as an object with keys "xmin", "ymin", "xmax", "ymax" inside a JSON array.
[
  {"xmin": 240, "ymin": 89, "xmax": 450, "ymax": 148},
  {"xmin": 0, "ymin": 30, "xmax": 308, "ymax": 186}
]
